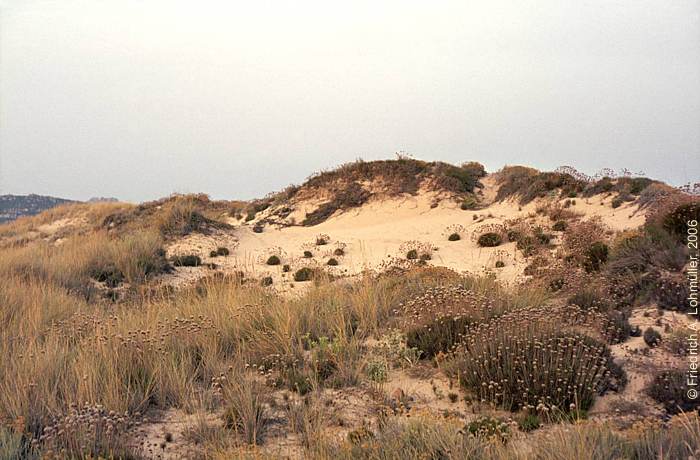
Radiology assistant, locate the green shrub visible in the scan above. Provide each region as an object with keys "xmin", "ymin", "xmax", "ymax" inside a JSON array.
[
  {"xmin": 647, "ymin": 370, "xmax": 700, "ymax": 414},
  {"xmin": 216, "ymin": 247, "xmax": 230, "ymax": 256},
  {"xmin": 327, "ymin": 258, "xmax": 339, "ymax": 266},
  {"xmin": 209, "ymin": 250, "xmax": 218, "ymax": 258},
  {"xmin": 252, "ymin": 225, "xmax": 263, "ymax": 233},
  {"xmin": 517, "ymin": 414, "xmax": 541, "ymax": 432},
  {"xmin": 663, "ymin": 201, "xmax": 700, "ymax": 243},
  {"xmin": 406, "ymin": 316, "xmax": 471, "ymax": 359},
  {"xmin": 643, "ymin": 327, "xmax": 661, "ymax": 347},
  {"xmin": 260, "ymin": 276, "xmax": 273, "ymax": 286},
  {"xmin": 333, "ymin": 248, "xmax": 345, "ymax": 256},
  {"xmin": 171, "ymin": 254, "xmax": 201, "ymax": 267},
  {"xmin": 294, "ymin": 267, "xmax": 314, "ymax": 282},
  {"xmin": 266, "ymin": 255, "xmax": 281, "ymax": 266},
  {"xmin": 460, "ymin": 196, "xmax": 478, "ymax": 210},
  {"xmin": 448, "ymin": 233, "xmax": 461, "ymax": 241},
  {"xmin": 552, "ymin": 220, "xmax": 567, "ymax": 231},
  {"xmin": 90, "ymin": 265, "xmax": 125, "ymax": 288},
  {"xmin": 406, "ymin": 249, "xmax": 418, "ymax": 260},
  {"xmin": 477, "ymin": 232, "xmax": 502, "ymax": 247},
  {"xmin": 303, "ymin": 250, "xmax": 313, "ymax": 258},
  {"xmin": 282, "ymin": 264, "xmax": 291, "ymax": 273},
  {"xmin": 611, "ymin": 197, "xmax": 624, "ymax": 208},
  {"xmin": 495, "ymin": 261, "xmax": 505, "ymax": 268},
  {"xmin": 584, "ymin": 242, "xmax": 609, "ymax": 272}
]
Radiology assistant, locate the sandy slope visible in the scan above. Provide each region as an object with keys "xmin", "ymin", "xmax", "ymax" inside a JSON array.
[{"xmin": 163, "ymin": 175, "xmax": 646, "ymax": 290}]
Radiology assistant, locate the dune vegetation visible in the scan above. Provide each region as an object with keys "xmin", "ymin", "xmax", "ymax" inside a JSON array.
[{"xmin": 0, "ymin": 160, "xmax": 698, "ymax": 459}]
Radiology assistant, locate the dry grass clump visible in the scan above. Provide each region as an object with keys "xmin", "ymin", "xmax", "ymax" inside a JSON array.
[
  {"xmin": 36, "ymin": 403, "xmax": 138, "ymax": 459},
  {"xmin": 218, "ymin": 373, "xmax": 271, "ymax": 445},
  {"xmin": 448, "ymin": 305, "xmax": 625, "ymax": 413}
]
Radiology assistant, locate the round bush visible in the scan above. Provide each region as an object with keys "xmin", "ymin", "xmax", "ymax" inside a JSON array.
[
  {"xmin": 294, "ymin": 267, "xmax": 314, "ymax": 282},
  {"xmin": 333, "ymin": 247, "xmax": 345, "ymax": 256},
  {"xmin": 326, "ymin": 258, "xmax": 339, "ymax": 266},
  {"xmin": 266, "ymin": 255, "xmax": 281, "ymax": 266},
  {"xmin": 171, "ymin": 254, "xmax": 201, "ymax": 267},
  {"xmin": 643, "ymin": 327, "xmax": 661, "ymax": 347},
  {"xmin": 216, "ymin": 247, "xmax": 230, "ymax": 256},
  {"xmin": 584, "ymin": 242, "xmax": 609, "ymax": 272},
  {"xmin": 647, "ymin": 369, "xmax": 700, "ymax": 414},
  {"xmin": 552, "ymin": 220, "xmax": 567, "ymax": 232},
  {"xmin": 303, "ymin": 250, "xmax": 313, "ymax": 258},
  {"xmin": 495, "ymin": 260, "xmax": 505, "ymax": 268},
  {"xmin": 260, "ymin": 276, "xmax": 273, "ymax": 286},
  {"xmin": 406, "ymin": 249, "xmax": 418, "ymax": 260},
  {"xmin": 282, "ymin": 264, "xmax": 291, "ymax": 273},
  {"xmin": 664, "ymin": 201, "xmax": 700, "ymax": 243},
  {"xmin": 477, "ymin": 232, "xmax": 502, "ymax": 247},
  {"xmin": 448, "ymin": 233, "xmax": 461, "ymax": 241}
]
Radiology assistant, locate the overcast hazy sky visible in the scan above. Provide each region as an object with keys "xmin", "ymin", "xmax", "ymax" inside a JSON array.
[{"xmin": 1, "ymin": 0, "xmax": 698, "ymax": 202}]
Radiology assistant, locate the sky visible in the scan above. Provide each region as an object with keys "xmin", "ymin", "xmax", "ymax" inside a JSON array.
[{"xmin": 1, "ymin": 0, "xmax": 698, "ymax": 202}]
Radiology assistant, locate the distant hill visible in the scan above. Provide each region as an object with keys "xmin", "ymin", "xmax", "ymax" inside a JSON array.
[{"xmin": 0, "ymin": 194, "xmax": 76, "ymax": 224}]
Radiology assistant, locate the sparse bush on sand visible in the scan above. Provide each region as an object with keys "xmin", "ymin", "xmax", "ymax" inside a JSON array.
[
  {"xmin": 477, "ymin": 232, "xmax": 502, "ymax": 247},
  {"xmin": 172, "ymin": 254, "xmax": 202, "ymax": 267},
  {"xmin": 266, "ymin": 255, "xmax": 281, "ymax": 266},
  {"xmin": 294, "ymin": 267, "xmax": 314, "ymax": 282}
]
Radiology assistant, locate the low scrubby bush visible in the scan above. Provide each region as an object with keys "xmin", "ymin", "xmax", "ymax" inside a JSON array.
[
  {"xmin": 643, "ymin": 327, "xmax": 661, "ymax": 347},
  {"xmin": 448, "ymin": 233, "xmax": 461, "ymax": 241},
  {"xmin": 294, "ymin": 267, "xmax": 314, "ymax": 282},
  {"xmin": 647, "ymin": 369, "xmax": 700, "ymax": 414},
  {"xmin": 171, "ymin": 254, "xmax": 201, "ymax": 267},
  {"xmin": 266, "ymin": 255, "xmax": 281, "ymax": 266},
  {"xmin": 477, "ymin": 232, "xmax": 502, "ymax": 247}
]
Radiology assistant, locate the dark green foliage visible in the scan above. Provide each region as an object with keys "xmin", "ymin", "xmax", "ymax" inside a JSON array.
[
  {"xmin": 216, "ymin": 247, "xmax": 230, "ymax": 256},
  {"xmin": 252, "ymin": 225, "xmax": 263, "ymax": 233},
  {"xmin": 294, "ymin": 267, "xmax": 314, "ymax": 282},
  {"xmin": 477, "ymin": 232, "xmax": 502, "ymax": 247},
  {"xmin": 261, "ymin": 276, "xmax": 273, "ymax": 286},
  {"xmin": 448, "ymin": 233, "xmax": 461, "ymax": 241},
  {"xmin": 534, "ymin": 227, "xmax": 552, "ymax": 245},
  {"xmin": 210, "ymin": 250, "xmax": 218, "ymax": 258},
  {"xmin": 282, "ymin": 264, "xmax": 291, "ymax": 273},
  {"xmin": 90, "ymin": 265, "xmax": 125, "ymax": 288},
  {"xmin": 406, "ymin": 316, "xmax": 471, "ymax": 359},
  {"xmin": 303, "ymin": 250, "xmax": 313, "ymax": 258},
  {"xmin": 517, "ymin": 414, "xmax": 541, "ymax": 432},
  {"xmin": 326, "ymin": 258, "xmax": 339, "ymax": 266},
  {"xmin": 643, "ymin": 327, "xmax": 661, "ymax": 347},
  {"xmin": 663, "ymin": 201, "xmax": 700, "ymax": 243},
  {"xmin": 333, "ymin": 247, "xmax": 345, "ymax": 256},
  {"xmin": 406, "ymin": 249, "xmax": 418, "ymax": 260},
  {"xmin": 437, "ymin": 162, "xmax": 487, "ymax": 194},
  {"xmin": 647, "ymin": 370, "xmax": 700, "ymax": 414},
  {"xmin": 584, "ymin": 242, "xmax": 609, "ymax": 272},
  {"xmin": 552, "ymin": 220, "xmax": 567, "ymax": 231},
  {"xmin": 567, "ymin": 289, "xmax": 610, "ymax": 311},
  {"xmin": 419, "ymin": 253, "xmax": 432, "ymax": 261},
  {"xmin": 549, "ymin": 278, "xmax": 565, "ymax": 292},
  {"xmin": 495, "ymin": 261, "xmax": 505, "ymax": 268},
  {"xmin": 266, "ymin": 255, "xmax": 281, "ymax": 266},
  {"xmin": 460, "ymin": 196, "xmax": 478, "ymax": 210},
  {"xmin": 611, "ymin": 197, "xmax": 623, "ymax": 209},
  {"xmin": 171, "ymin": 254, "xmax": 201, "ymax": 267}
]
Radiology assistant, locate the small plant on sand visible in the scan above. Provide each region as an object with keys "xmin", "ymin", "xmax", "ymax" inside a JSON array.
[
  {"xmin": 448, "ymin": 233, "xmax": 461, "ymax": 241},
  {"xmin": 294, "ymin": 267, "xmax": 314, "ymax": 282},
  {"xmin": 647, "ymin": 369, "xmax": 700, "ymax": 414},
  {"xmin": 477, "ymin": 232, "xmax": 502, "ymax": 247},
  {"xmin": 216, "ymin": 246, "xmax": 230, "ymax": 256},
  {"xmin": 282, "ymin": 264, "xmax": 291, "ymax": 273},
  {"xmin": 466, "ymin": 417, "xmax": 511, "ymax": 442},
  {"xmin": 326, "ymin": 258, "xmax": 339, "ymax": 266},
  {"xmin": 552, "ymin": 220, "xmax": 567, "ymax": 231},
  {"xmin": 406, "ymin": 249, "xmax": 418, "ymax": 260},
  {"xmin": 303, "ymin": 250, "xmax": 313, "ymax": 258},
  {"xmin": 584, "ymin": 242, "xmax": 609, "ymax": 272},
  {"xmin": 261, "ymin": 276, "xmax": 273, "ymax": 286},
  {"xmin": 171, "ymin": 254, "xmax": 202, "ymax": 267},
  {"xmin": 266, "ymin": 255, "xmax": 281, "ymax": 266},
  {"xmin": 400, "ymin": 241, "xmax": 434, "ymax": 262},
  {"xmin": 495, "ymin": 260, "xmax": 505, "ymax": 268},
  {"xmin": 643, "ymin": 327, "xmax": 661, "ymax": 347},
  {"xmin": 315, "ymin": 234, "xmax": 330, "ymax": 245},
  {"xmin": 460, "ymin": 196, "xmax": 478, "ymax": 210}
]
